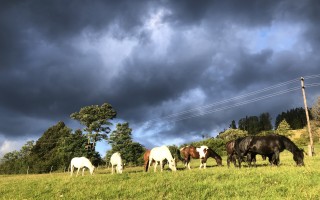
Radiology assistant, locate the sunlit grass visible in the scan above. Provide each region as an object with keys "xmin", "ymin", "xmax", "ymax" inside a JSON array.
[{"xmin": 1, "ymin": 148, "xmax": 320, "ymax": 199}]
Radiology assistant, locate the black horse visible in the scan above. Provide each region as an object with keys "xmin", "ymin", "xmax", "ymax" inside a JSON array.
[
  {"xmin": 234, "ymin": 136, "xmax": 256, "ymax": 168},
  {"xmin": 235, "ymin": 134, "xmax": 304, "ymax": 168}
]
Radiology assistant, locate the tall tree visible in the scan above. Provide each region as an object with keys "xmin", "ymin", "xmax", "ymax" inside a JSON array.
[
  {"xmin": 275, "ymin": 107, "xmax": 313, "ymax": 130},
  {"xmin": 70, "ymin": 103, "xmax": 117, "ymax": 150},
  {"xmin": 311, "ymin": 96, "xmax": 320, "ymax": 121},
  {"xmin": 28, "ymin": 121, "xmax": 72, "ymax": 173},
  {"xmin": 107, "ymin": 123, "xmax": 145, "ymax": 166},
  {"xmin": 238, "ymin": 116, "xmax": 260, "ymax": 135},
  {"xmin": 276, "ymin": 119, "xmax": 292, "ymax": 137},
  {"xmin": 229, "ymin": 120, "xmax": 237, "ymax": 129},
  {"xmin": 259, "ymin": 112, "xmax": 273, "ymax": 131}
]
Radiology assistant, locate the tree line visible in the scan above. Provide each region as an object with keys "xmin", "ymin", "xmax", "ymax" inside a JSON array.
[{"xmin": 1, "ymin": 97, "xmax": 319, "ymax": 174}]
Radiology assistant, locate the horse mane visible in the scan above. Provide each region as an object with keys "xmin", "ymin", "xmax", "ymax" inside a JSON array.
[{"xmin": 278, "ymin": 135, "xmax": 301, "ymax": 153}]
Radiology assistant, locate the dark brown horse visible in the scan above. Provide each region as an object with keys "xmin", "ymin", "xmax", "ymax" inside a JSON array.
[
  {"xmin": 226, "ymin": 140, "xmax": 237, "ymax": 168},
  {"xmin": 180, "ymin": 145, "xmax": 222, "ymax": 169}
]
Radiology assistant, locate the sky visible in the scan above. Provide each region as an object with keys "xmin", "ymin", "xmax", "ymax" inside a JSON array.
[{"xmin": 1, "ymin": 0, "xmax": 320, "ymax": 157}]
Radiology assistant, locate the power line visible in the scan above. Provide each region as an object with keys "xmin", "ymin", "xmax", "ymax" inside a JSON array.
[
  {"xmin": 147, "ymin": 77, "xmax": 299, "ymax": 123},
  {"xmin": 145, "ymin": 74, "xmax": 320, "ymax": 126},
  {"xmin": 158, "ymin": 86, "xmax": 301, "ymax": 123}
]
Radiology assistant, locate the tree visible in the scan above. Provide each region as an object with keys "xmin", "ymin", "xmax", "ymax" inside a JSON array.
[
  {"xmin": 275, "ymin": 107, "xmax": 313, "ymax": 130},
  {"xmin": 217, "ymin": 129, "xmax": 248, "ymax": 141},
  {"xmin": 229, "ymin": 120, "xmax": 237, "ymax": 129},
  {"xmin": 276, "ymin": 119, "xmax": 292, "ymax": 137},
  {"xmin": 26, "ymin": 121, "xmax": 104, "ymax": 174},
  {"xmin": 239, "ymin": 116, "xmax": 260, "ymax": 135},
  {"xmin": 311, "ymin": 96, "xmax": 320, "ymax": 122},
  {"xmin": 259, "ymin": 112, "xmax": 273, "ymax": 131},
  {"xmin": 107, "ymin": 123, "xmax": 145, "ymax": 166},
  {"xmin": 70, "ymin": 103, "xmax": 117, "ymax": 150}
]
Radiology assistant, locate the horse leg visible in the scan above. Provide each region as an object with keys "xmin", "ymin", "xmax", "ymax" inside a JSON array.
[
  {"xmin": 111, "ymin": 165, "xmax": 114, "ymax": 174},
  {"xmin": 227, "ymin": 154, "xmax": 231, "ymax": 168},
  {"xmin": 160, "ymin": 160, "xmax": 163, "ymax": 172},
  {"xmin": 154, "ymin": 161, "xmax": 158, "ymax": 172},
  {"xmin": 70, "ymin": 165, "xmax": 74, "ymax": 176},
  {"xmin": 274, "ymin": 150, "xmax": 280, "ymax": 166},
  {"xmin": 237, "ymin": 154, "xmax": 242, "ymax": 168},
  {"xmin": 148, "ymin": 159, "xmax": 152, "ymax": 172},
  {"xmin": 82, "ymin": 168, "xmax": 85, "ymax": 176},
  {"xmin": 76, "ymin": 168, "xmax": 80, "ymax": 177}
]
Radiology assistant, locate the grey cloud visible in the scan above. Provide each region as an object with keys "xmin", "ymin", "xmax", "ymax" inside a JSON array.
[{"xmin": 0, "ymin": 0, "xmax": 319, "ymax": 154}]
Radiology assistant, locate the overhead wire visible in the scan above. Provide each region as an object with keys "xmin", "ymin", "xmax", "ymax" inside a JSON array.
[
  {"xmin": 147, "ymin": 77, "xmax": 299, "ymax": 123},
  {"xmin": 158, "ymin": 86, "xmax": 301, "ymax": 123},
  {"xmin": 146, "ymin": 74, "xmax": 320, "ymax": 126}
]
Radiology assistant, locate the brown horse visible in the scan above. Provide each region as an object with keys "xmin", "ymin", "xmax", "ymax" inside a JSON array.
[
  {"xmin": 226, "ymin": 140, "xmax": 237, "ymax": 168},
  {"xmin": 180, "ymin": 145, "xmax": 222, "ymax": 169},
  {"xmin": 143, "ymin": 150, "xmax": 151, "ymax": 172}
]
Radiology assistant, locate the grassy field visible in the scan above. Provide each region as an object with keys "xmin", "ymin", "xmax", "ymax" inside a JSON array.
[{"xmin": 1, "ymin": 148, "xmax": 320, "ymax": 200}]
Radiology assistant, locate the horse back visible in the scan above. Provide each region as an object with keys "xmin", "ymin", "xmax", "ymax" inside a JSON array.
[{"xmin": 249, "ymin": 135, "xmax": 285, "ymax": 154}]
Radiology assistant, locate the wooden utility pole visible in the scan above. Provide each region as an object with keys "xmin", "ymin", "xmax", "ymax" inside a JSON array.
[{"xmin": 301, "ymin": 77, "xmax": 314, "ymax": 156}]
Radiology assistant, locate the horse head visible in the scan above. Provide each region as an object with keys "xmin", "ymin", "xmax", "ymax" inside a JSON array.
[
  {"xmin": 117, "ymin": 164, "xmax": 123, "ymax": 174},
  {"xmin": 90, "ymin": 165, "xmax": 95, "ymax": 175},
  {"xmin": 293, "ymin": 149, "xmax": 304, "ymax": 166},
  {"xmin": 168, "ymin": 158, "xmax": 177, "ymax": 172}
]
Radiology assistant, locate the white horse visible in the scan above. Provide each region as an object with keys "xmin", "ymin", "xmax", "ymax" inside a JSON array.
[
  {"xmin": 70, "ymin": 157, "xmax": 95, "ymax": 176},
  {"xmin": 148, "ymin": 145, "xmax": 176, "ymax": 172},
  {"xmin": 110, "ymin": 152, "xmax": 123, "ymax": 174}
]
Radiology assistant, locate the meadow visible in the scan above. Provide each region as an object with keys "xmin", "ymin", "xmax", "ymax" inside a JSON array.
[{"xmin": 1, "ymin": 149, "xmax": 320, "ymax": 200}]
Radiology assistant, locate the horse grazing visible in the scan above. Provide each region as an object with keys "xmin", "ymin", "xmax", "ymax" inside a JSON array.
[
  {"xmin": 180, "ymin": 145, "xmax": 222, "ymax": 169},
  {"xmin": 226, "ymin": 140, "xmax": 237, "ymax": 168},
  {"xmin": 143, "ymin": 149, "xmax": 151, "ymax": 172},
  {"xmin": 148, "ymin": 146, "xmax": 176, "ymax": 172},
  {"xmin": 144, "ymin": 149, "xmax": 167, "ymax": 172},
  {"xmin": 110, "ymin": 152, "xmax": 123, "ymax": 174},
  {"xmin": 70, "ymin": 157, "xmax": 95, "ymax": 176},
  {"xmin": 247, "ymin": 134, "xmax": 304, "ymax": 167}
]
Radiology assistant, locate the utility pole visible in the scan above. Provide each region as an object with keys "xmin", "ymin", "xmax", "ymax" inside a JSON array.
[{"xmin": 301, "ymin": 77, "xmax": 314, "ymax": 156}]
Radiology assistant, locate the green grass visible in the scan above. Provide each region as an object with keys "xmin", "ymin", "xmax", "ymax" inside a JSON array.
[{"xmin": 1, "ymin": 150, "xmax": 320, "ymax": 200}]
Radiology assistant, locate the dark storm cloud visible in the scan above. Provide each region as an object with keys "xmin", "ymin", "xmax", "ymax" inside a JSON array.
[{"xmin": 0, "ymin": 0, "xmax": 319, "ymax": 154}]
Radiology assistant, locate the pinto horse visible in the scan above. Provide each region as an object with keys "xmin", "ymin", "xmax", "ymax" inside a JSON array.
[
  {"xmin": 148, "ymin": 146, "xmax": 176, "ymax": 172},
  {"xmin": 70, "ymin": 157, "xmax": 95, "ymax": 176},
  {"xmin": 180, "ymin": 145, "xmax": 222, "ymax": 169}
]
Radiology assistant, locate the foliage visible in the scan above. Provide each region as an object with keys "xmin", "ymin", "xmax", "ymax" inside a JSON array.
[
  {"xmin": 275, "ymin": 107, "xmax": 313, "ymax": 130},
  {"xmin": 0, "ymin": 122, "xmax": 104, "ymax": 174},
  {"xmin": 276, "ymin": 119, "xmax": 293, "ymax": 137},
  {"xmin": 294, "ymin": 122, "xmax": 320, "ymax": 146},
  {"xmin": 238, "ymin": 113, "xmax": 272, "ymax": 135},
  {"xmin": 168, "ymin": 145, "xmax": 184, "ymax": 162},
  {"xmin": 311, "ymin": 96, "xmax": 320, "ymax": 127},
  {"xmin": 188, "ymin": 138, "xmax": 226, "ymax": 156},
  {"xmin": 229, "ymin": 120, "xmax": 237, "ymax": 129},
  {"xmin": 216, "ymin": 128, "xmax": 248, "ymax": 141},
  {"xmin": 106, "ymin": 123, "xmax": 145, "ymax": 166},
  {"xmin": 1, "ymin": 148, "xmax": 320, "ymax": 199},
  {"xmin": 70, "ymin": 103, "xmax": 117, "ymax": 146}
]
